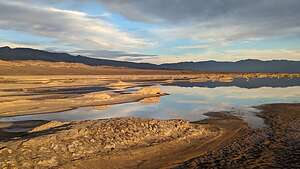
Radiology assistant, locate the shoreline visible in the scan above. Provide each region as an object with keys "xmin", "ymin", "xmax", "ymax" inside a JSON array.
[
  {"xmin": 1, "ymin": 75, "xmax": 300, "ymax": 118},
  {"xmin": 0, "ymin": 83, "xmax": 165, "ymax": 117},
  {"xmin": 1, "ymin": 103, "xmax": 299, "ymax": 168},
  {"xmin": 175, "ymin": 103, "xmax": 300, "ymax": 168},
  {"xmin": 0, "ymin": 94, "xmax": 168, "ymax": 119},
  {"xmin": 0, "ymin": 110, "xmax": 246, "ymax": 169}
]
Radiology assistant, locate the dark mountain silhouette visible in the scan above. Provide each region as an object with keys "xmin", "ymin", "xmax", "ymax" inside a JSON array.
[
  {"xmin": 1, "ymin": 46, "xmax": 300, "ymax": 73},
  {"xmin": 0, "ymin": 46, "xmax": 161, "ymax": 69},
  {"xmin": 160, "ymin": 60, "xmax": 300, "ymax": 73}
]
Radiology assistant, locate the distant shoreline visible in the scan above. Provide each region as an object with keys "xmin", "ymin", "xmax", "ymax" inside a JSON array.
[{"xmin": 1, "ymin": 74, "xmax": 300, "ymax": 118}]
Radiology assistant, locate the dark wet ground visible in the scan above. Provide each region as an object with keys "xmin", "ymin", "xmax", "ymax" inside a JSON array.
[{"xmin": 175, "ymin": 104, "xmax": 300, "ymax": 169}]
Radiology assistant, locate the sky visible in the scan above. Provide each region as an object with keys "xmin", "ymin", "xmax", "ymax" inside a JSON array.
[{"xmin": 0, "ymin": 0, "xmax": 300, "ymax": 64}]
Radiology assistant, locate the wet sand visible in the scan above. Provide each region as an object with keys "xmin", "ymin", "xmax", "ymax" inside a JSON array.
[
  {"xmin": 1, "ymin": 74, "xmax": 300, "ymax": 117},
  {"xmin": 1, "ymin": 103, "xmax": 299, "ymax": 169},
  {"xmin": 175, "ymin": 103, "xmax": 300, "ymax": 169},
  {"xmin": 0, "ymin": 75, "xmax": 171, "ymax": 117},
  {"xmin": 0, "ymin": 88, "xmax": 166, "ymax": 117}
]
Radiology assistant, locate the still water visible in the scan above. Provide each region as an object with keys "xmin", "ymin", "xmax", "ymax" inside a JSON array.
[{"xmin": 2, "ymin": 78, "xmax": 300, "ymax": 129}]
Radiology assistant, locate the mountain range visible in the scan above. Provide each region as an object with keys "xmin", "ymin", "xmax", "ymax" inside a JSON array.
[{"xmin": 1, "ymin": 46, "xmax": 300, "ymax": 73}]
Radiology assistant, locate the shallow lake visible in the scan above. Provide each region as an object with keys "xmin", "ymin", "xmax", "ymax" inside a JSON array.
[{"xmin": 1, "ymin": 78, "xmax": 300, "ymax": 129}]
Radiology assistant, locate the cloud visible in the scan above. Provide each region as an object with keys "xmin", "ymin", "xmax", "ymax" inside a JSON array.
[
  {"xmin": 72, "ymin": 49, "xmax": 157, "ymax": 59},
  {"xmin": 97, "ymin": 0, "xmax": 300, "ymax": 42},
  {"xmin": 1, "ymin": 0, "xmax": 300, "ymax": 63},
  {"xmin": 175, "ymin": 44, "xmax": 210, "ymax": 50},
  {"xmin": 0, "ymin": 1, "xmax": 148, "ymax": 51},
  {"xmin": 137, "ymin": 49, "xmax": 300, "ymax": 64},
  {"xmin": 217, "ymin": 49, "xmax": 300, "ymax": 61},
  {"xmin": 0, "ymin": 41, "xmax": 43, "ymax": 49}
]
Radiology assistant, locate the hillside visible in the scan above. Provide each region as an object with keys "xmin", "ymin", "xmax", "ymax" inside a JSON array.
[
  {"xmin": 161, "ymin": 60, "xmax": 300, "ymax": 73},
  {"xmin": 1, "ymin": 46, "xmax": 300, "ymax": 73},
  {"xmin": 0, "ymin": 46, "xmax": 160, "ymax": 70},
  {"xmin": 0, "ymin": 60, "xmax": 189, "ymax": 75}
]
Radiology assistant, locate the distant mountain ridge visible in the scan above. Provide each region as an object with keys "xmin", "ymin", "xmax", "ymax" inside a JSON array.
[
  {"xmin": 160, "ymin": 59, "xmax": 300, "ymax": 73},
  {"xmin": 1, "ymin": 46, "xmax": 300, "ymax": 73},
  {"xmin": 0, "ymin": 46, "xmax": 161, "ymax": 70}
]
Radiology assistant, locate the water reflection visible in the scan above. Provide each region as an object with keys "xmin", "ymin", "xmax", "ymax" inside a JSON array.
[
  {"xmin": 139, "ymin": 97, "xmax": 161, "ymax": 104},
  {"xmin": 2, "ymin": 85, "xmax": 300, "ymax": 129},
  {"xmin": 165, "ymin": 78, "xmax": 300, "ymax": 88}
]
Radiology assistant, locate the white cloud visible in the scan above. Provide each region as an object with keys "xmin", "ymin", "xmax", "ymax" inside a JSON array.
[
  {"xmin": 218, "ymin": 49, "xmax": 300, "ymax": 61},
  {"xmin": 71, "ymin": 49, "xmax": 157, "ymax": 59},
  {"xmin": 98, "ymin": 0, "xmax": 300, "ymax": 43},
  {"xmin": 1, "ymin": 0, "xmax": 300, "ymax": 63},
  {"xmin": 0, "ymin": 41, "xmax": 44, "ymax": 49},
  {"xmin": 137, "ymin": 49, "xmax": 300, "ymax": 64},
  {"xmin": 154, "ymin": 20, "xmax": 300, "ymax": 44},
  {"xmin": 175, "ymin": 44, "xmax": 210, "ymax": 50},
  {"xmin": 0, "ymin": 1, "xmax": 149, "ymax": 51}
]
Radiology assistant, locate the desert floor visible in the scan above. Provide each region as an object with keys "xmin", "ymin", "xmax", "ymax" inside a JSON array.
[
  {"xmin": 0, "ymin": 72, "xmax": 299, "ymax": 168},
  {"xmin": 1, "ymin": 103, "xmax": 299, "ymax": 169}
]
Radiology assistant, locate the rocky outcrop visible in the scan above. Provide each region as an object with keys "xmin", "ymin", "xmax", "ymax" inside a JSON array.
[
  {"xmin": 0, "ymin": 118, "xmax": 212, "ymax": 169},
  {"xmin": 137, "ymin": 86, "xmax": 162, "ymax": 95}
]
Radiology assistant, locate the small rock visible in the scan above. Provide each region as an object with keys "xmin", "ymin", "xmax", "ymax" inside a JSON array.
[
  {"xmin": 0, "ymin": 148, "xmax": 13, "ymax": 154},
  {"xmin": 37, "ymin": 157, "xmax": 58, "ymax": 167},
  {"xmin": 7, "ymin": 149, "xmax": 12, "ymax": 154},
  {"xmin": 104, "ymin": 144, "xmax": 115, "ymax": 149},
  {"xmin": 137, "ymin": 86, "xmax": 162, "ymax": 95},
  {"xmin": 67, "ymin": 145, "xmax": 76, "ymax": 153}
]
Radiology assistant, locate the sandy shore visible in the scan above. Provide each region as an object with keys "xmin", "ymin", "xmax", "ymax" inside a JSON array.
[
  {"xmin": 0, "ymin": 75, "xmax": 172, "ymax": 117},
  {"xmin": 1, "ymin": 103, "xmax": 299, "ymax": 169},
  {"xmin": 1, "ymin": 74, "xmax": 299, "ymax": 117},
  {"xmin": 0, "ymin": 86, "xmax": 165, "ymax": 117}
]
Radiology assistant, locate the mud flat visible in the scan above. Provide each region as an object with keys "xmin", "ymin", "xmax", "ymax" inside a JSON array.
[
  {"xmin": 1, "ymin": 74, "xmax": 300, "ymax": 117},
  {"xmin": 0, "ymin": 86, "xmax": 165, "ymax": 117},
  {"xmin": 0, "ymin": 74, "xmax": 238, "ymax": 117},
  {"xmin": 175, "ymin": 103, "xmax": 300, "ymax": 169}
]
